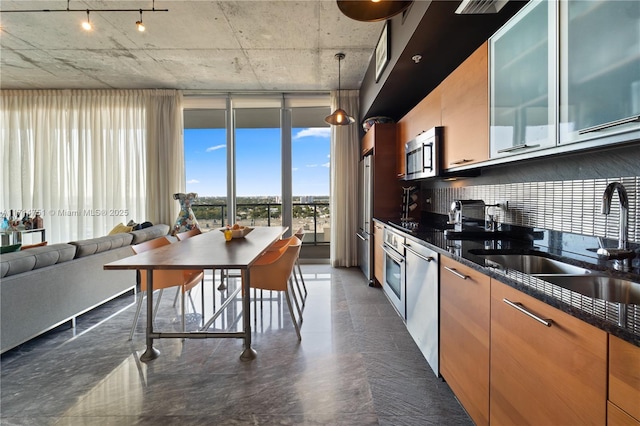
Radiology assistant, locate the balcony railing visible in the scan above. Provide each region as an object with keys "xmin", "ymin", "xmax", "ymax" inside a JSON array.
[{"xmin": 191, "ymin": 202, "xmax": 330, "ymax": 245}]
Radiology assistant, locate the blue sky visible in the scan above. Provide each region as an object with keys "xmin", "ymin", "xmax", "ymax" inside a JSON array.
[{"xmin": 184, "ymin": 127, "xmax": 331, "ymax": 197}]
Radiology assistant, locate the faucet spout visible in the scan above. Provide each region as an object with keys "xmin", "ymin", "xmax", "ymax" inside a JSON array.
[
  {"xmin": 599, "ymin": 182, "xmax": 633, "ymax": 271},
  {"xmin": 601, "ymin": 182, "xmax": 629, "ymax": 250}
]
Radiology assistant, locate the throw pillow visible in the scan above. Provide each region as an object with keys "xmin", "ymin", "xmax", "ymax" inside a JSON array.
[
  {"xmin": 108, "ymin": 223, "xmax": 133, "ymax": 235},
  {"xmin": 0, "ymin": 243, "xmax": 22, "ymax": 254},
  {"xmin": 21, "ymin": 241, "xmax": 48, "ymax": 250}
]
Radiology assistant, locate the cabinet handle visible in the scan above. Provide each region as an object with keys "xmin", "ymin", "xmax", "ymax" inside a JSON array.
[
  {"xmin": 497, "ymin": 143, "xmax": 540, "ymax": 153},
  {"xmin": 444, "ymin": 266, "xmax": 468, "ymax": 280},
  {"xmin": 578, "ymin": 115, "xmax": 640, "ymax": 135},
  {"xmin": 356, "ymin": 233, "xmax": 365, "ymax": 241},
  {"xmin": 503, "ymin": 298, "xmax": 553, "ymax": 327},
  {"xmin": 449, "ymin": 158, "xmax": 473, "ymax": 165}
]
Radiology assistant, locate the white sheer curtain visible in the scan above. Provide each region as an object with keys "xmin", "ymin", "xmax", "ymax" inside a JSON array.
[
  {"xmin": 0, "ymin": 89, "xmax": 183, "ymax": 244},
  {"xmin": 329, "ymin": 89, "xmax": 360, "ymax": 267}
]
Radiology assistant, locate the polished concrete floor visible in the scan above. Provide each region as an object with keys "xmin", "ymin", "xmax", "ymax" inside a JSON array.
[{"xmin": 1, "ymin": 265, "xmax": 472, "ymax": 425}]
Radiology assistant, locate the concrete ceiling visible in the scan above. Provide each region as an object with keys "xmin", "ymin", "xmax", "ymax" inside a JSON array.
[{"xmin": 0, "ymin": 0, "xmax": 385, "ymax": 92}]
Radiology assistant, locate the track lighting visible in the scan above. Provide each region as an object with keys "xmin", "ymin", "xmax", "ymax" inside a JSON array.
[
  {"xmin": 136, "ymin": 10, "xmax": 145, "ymax": 32},
  {"xmin": 82, "ymin": 10, "xmax": 92, "ymax": 31},
  {"xmin": 1, "ymin": 0, "xmax": 168, "ymax": 33}
]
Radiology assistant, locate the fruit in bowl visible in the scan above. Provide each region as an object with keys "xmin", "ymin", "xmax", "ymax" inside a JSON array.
[{"xmin": 220, "ymin": 224, "xmax": 253, "ymax": 238}]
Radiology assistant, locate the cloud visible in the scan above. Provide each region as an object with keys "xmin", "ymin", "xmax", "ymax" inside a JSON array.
[
  {"xmin": 187, "ymin": 179, "xmax": 200, "ymax": 184},
  {"xmin": 306, "ymin": 164, "xmax": 318, "ymax": 168},
  {"xmin": 293, "ymin": 128, "xmax": 331, "ymax": 140},
  {"xmin": 206, "ymin": 144, "xmax": 226, "ymax": 152},
  {"xmin": 322, "ymin": 162, "xmax": 330, "ymax": 168},
  {"xmin": 292, "ymin": 167, "xmax": 299, "ymax": 172}
]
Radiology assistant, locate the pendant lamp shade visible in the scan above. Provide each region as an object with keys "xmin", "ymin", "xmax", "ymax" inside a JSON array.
[
  {"xmin": 325, "ymin": 53, "xmax": 355, "ymax": 126},
  {"xmin": 337, "ymin": 0, "xmax": 413, "ymax": 22}
]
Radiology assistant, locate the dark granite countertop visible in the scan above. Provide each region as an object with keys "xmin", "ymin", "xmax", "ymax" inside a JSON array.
[{"xmin": 374, "ymin": 214, "xmax": 640, "ymax": 347}]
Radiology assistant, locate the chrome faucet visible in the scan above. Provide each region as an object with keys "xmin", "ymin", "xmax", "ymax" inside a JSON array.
[{"xmin": 598, "ymin": 182, "xmax": 634, "ymax": 271}]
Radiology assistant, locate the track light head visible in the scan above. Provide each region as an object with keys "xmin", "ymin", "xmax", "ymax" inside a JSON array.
[
  {"xmin": 82, "ymin": 10, "xmax": 92, "ymax": 30},
  {"xmin": 136, "ymin": 10, "xmax": 145, "ymax": 32}
]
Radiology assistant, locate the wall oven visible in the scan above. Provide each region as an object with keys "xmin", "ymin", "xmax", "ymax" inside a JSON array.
[
  {"xmin": 382, "ymin": 226, "xmax": 406, "ymax": 319},
  {"xmin": 405, "ymin": 126, "xmax": 443, "ymax": 180}
]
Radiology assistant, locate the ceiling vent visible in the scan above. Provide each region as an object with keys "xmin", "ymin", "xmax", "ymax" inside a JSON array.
[{"xmin": 455, "ymin": 0, "xmax": 508, "ymax": 14}]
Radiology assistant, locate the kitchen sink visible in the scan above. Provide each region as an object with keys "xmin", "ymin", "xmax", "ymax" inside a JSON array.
[
  {"xmin": 541, "ymin": 275, "xmax": 640, "ymax": 305},
  {"xmin": 478, "ymin": 253, "xmax": 593, "ymax": 275}
]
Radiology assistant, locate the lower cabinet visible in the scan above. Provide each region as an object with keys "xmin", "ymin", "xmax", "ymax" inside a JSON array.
[
  {"xmin": 490, "ymin": 279, "xmax": 608, "ymax": 425},
  {"xmin": 608, "ymin": 335, "xmax": 640, "ymax": 425},
  {"xmin": 440, "ymin": 257, "xmax": 491, "ymax": 426}
]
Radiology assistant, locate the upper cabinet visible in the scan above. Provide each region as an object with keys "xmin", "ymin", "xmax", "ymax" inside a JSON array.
[
  {"xmin": 490, "ymin": 0, "xmax": 640, "ymax": 159},
  {"xmin": 489, "ymin": 0, "xmax": 557, "ymax": 158},
  {"xmin": 397, "ymin": 87, "xmax": 441, "ymax": 178},
  {"xmin": 441, "ymin": 42, "xmax": 490, "ymax": 169},
  {"xmin": 558, "ymin": 1, "xmax": 640, "ymax": 145}
]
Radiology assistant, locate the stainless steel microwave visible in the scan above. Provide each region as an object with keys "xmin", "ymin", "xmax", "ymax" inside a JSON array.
[{"xmin": 405, "ymin": 126, "xmax": 443, "ymax": 180}]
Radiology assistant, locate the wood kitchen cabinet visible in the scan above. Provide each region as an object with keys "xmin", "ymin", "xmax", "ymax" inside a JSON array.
[
  {"xmin": 365, "ymin": 123, "xmax": 402, "ymax": 219},
  {"xmin": 439, "ymin": 257, "xmax": 490, "ymax": 426},
  {"xmin": 396, "ymin": 86, "xmax": 441, "ymax": 178},
  {"xmin": 609, "ymin": 335, "xmax": 640, "ymax": 425},
  {"xmin": 373, "ymin": 220, "xmax": 384, "ymax": 286},
  {"xmin": 490, "ymin": 279, "xmax": 607, "ymax": 425},
  {"xmin": 441, "ymin": 42, "xmax": 489, "ymax": 169}
]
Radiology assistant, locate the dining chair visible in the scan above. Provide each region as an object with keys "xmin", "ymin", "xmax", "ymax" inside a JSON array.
[
  {"xmin": 244, "ymin": 236, "xmax": 303, "ymax": 340},
  {"xmin": 266, "ymin": 228, "xmax": 307, "ymax": 305},
  {"xmin": 129, "ymin": 236, "xmax": 204, "ymax": 340},
  {"xmin": 175, "ymin": 227, "xmax": 201, "ymax": 241}
]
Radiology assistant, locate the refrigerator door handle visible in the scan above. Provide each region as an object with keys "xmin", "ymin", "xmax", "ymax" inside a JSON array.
[{"xmin": 356, "ymin": 233, "xmax": 366, "ymax": 241}]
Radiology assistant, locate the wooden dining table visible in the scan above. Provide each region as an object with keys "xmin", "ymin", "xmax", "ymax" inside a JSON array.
[{"xmin": 104, "ymin": 226, "xmax": 288, "ymax": 362}]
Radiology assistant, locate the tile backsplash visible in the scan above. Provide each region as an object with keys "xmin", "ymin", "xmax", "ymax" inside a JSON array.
[{"xmin": 424, "ymin": 176, "xmax": 639, "ymax": 243}]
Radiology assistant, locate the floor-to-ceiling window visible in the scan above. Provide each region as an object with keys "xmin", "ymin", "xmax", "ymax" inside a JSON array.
[
  {"xmin": 183, "ymin": 94, "xmax": 330, "ymax": 255},
  {"xmin": 183, "ymin": 98, "xmax": 227, "ymax": 231}
]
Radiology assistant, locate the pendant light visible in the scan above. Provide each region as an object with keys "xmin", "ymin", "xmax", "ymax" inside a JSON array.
[
  {"xmin": 325, "ymin": 53, "xmax": 355, "ymax": 126},
  {"xmin": 337, "ymin": 0, "xmax": 412, "ymax": 22}
]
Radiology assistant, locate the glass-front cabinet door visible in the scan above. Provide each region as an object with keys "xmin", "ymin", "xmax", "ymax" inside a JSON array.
[
  {"xmin": 558, "ymin": 0, "xmax": 640, "ymax": 145},
  {"xmin": 489, "ymin": 1, "xmax": 557, "ymax": 158}
]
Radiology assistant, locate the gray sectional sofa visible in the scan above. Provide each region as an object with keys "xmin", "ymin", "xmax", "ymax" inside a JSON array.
[{"xmin": 0, "ymin": 224, "xmax": 170, "ymax": 353}]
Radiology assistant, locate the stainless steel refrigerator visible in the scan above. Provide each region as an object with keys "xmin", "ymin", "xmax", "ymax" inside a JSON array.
[{"xmin": 357, "ymin": 154, "xmax": 373, "ymax": 285}]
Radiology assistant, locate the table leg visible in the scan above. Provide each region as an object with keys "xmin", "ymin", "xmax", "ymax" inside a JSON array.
[
  {"xmin": 140, "ymin": 268, "xmax": 160, "ymax": 362},
  {"xmin": 240, "ymin": 267, "xmax": 256, "ymax": 361}
]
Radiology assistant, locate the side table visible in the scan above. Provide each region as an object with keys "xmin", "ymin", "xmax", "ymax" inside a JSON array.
[{"xmin": 0, "ymin": 228, "xmax": 46, "ymax": 246}]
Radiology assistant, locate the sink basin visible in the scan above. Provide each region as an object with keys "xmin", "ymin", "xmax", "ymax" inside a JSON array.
[
  {"xmin": 479, "ymin": 253, "xmax": 593, "ymax": 275},
  {"xmin": 542, "ymin": 275, "xmax": 640, "ymax": 305}
]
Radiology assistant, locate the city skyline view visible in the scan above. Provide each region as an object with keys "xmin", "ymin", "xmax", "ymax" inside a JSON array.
[{"xmin": 184, "ymin": 127, "xmax": 331, "ymax": 198}]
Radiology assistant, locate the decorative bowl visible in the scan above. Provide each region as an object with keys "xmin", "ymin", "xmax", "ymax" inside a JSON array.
[
  {"xmin": 219, "ymin": 226, "xmax": 253, "ymax": 238},
  {"xmin": 362, "ymin": 116, "xmax": 394, "ymax": 133}
]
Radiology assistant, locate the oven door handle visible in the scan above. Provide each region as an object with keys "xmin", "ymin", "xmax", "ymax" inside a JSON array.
[
  {"xmin": 382, "ymin": 245, "xmax": 404, "ymax": 263},
  {"xmin": 402, "ymin": 243, "xmax": 434, "ymax": 262}
]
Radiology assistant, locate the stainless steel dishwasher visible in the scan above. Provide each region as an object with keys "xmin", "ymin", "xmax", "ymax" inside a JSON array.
[{"xmin": 404, "ymin": 238, "xmax": 439, "ymax": 377}]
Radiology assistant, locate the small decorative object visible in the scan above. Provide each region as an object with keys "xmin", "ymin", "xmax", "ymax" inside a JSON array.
[
  {"xmin": 22, "ymin": 212, "xmax": 33, "ymax": 230},
  {"xmin": 362, "ymin": 116, "xmax": 394, "ymax": 133},
  {"xmin": 34, "ymin": 212, "xmax": 44, "ymax": 229},
  {"xmin": 172, "ymin": 192, "xmax": 200, "ymax": 235},
  {"xmin": 223, "ymin": 226, "xmax": 233, "ymax": 242}
]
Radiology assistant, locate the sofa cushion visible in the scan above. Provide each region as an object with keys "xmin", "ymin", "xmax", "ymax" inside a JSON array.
[
  {"xmin": 0, "ymin": 243, "xmax": 76, "ymax": 277},
  {"xmin": 129, "ymin": 224, "xmax": 170, "ymax": 244},
  {"xmin": 108, "ymin": 223, "xmax": 133, "ymax": 235},
  {"xmin": 69, "ymin": 233, "xmax": 134, "ymax": 258}
]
